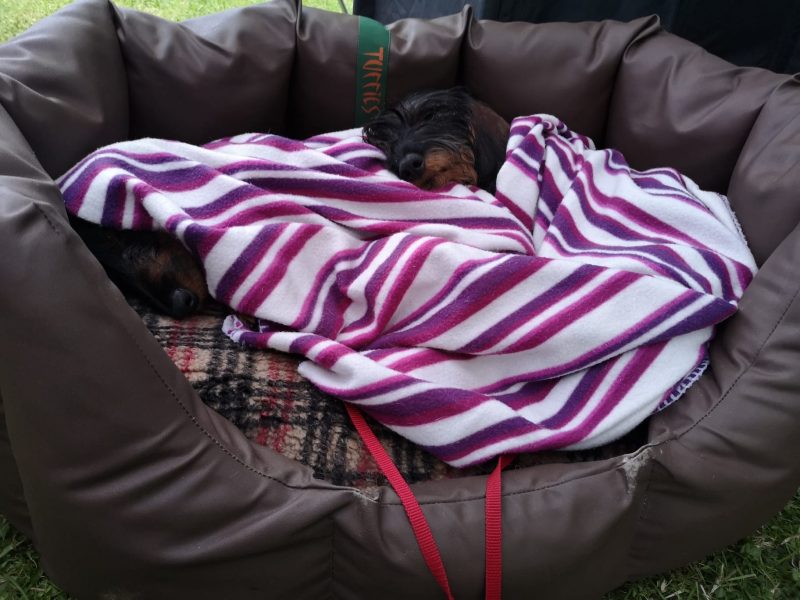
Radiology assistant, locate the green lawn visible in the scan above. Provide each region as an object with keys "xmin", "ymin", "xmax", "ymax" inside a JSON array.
[
  {"xmin": 0, "ymin": 0, "xmax": 350, "ymax": 42},
  {"xmin": 0, "ymin": 1, "xmax": 798, "ymax": 598}
]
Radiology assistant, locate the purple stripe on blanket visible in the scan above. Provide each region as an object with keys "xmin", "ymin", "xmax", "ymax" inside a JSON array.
[
  {"xmin": 541, "ymin": 351, "xmax": 627, "ymax": 430},
  {"xmin": 182, "ymin": 222, "xmax": 225, "ymax": 258},
  {"xmin": 369, "ymin": 255, "xmax": 550, "ymax": 350},
  {"xmin": 214, "ymin": 224, "xmax": 286, "ymax": 304},
  {"xmin": 456, "ymin": 264, "xmax": 604, "ymax": 354},
  {"xmin": 60, "ymin": 150, "xmax": 192, "ymax": 210},
  {"xmin": 471, "ymin": 290, "xmax": 701, "ymax": 395},
  {"xmin": 496, "ymin": 378, "xmax": 560, "ymax": 411},
  {"xmin": 424, "ymin": 416, "xmax": 543, "ymax": 464},
  {"xmin": 502, "ymin": 270, "xmax": 640, "ymax": 354},
  {"xmin": 340, "ymin": 237, "xmax": 445, "ymax": 347},
  {"xmin": 361, "ymin": 386, "xmax": 496, "ymax": 425},
  {"xmin": 555, "ymin": 343, "xmax": 666, "ymax": 436},
  {"xmin": 98, "ymin": 174, "xmax": 130, "ymax": 228},
  {"xmin": 179, "ymin": 184, "xmax": 277, "ymax": 220},
  {"xmin": 580, "ymin": 160, "xmax": 719, "ymax": 252},
  {"xmin": 382, "ymin": 347, "xmax": 460, "ymax": 375},
  {"xmin": 546, "ymin": 208, "xmax": 711, "ymax": 291},
  {"xmin": 430, "ymin": 346, "xmax": 664, "ymax": 464},
  {"xmin": 238, "ymin": 225, "xmax": 322, "ymax": 316},
  {"xmin": 100, "ymin": 157, "xmax": 217, "ymax": 194},
  {"xmin": 308, "ymin": 366, "xmax": 418, "ymax": 400},
  {"xmin": 376, "ymin": 255, "xmax": 505, "ymax": 337},
  {"xmin": 292, "ymin": 242, "xmax": 378, "ymax": 333}
]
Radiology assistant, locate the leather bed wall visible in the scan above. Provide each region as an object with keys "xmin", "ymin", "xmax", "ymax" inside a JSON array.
[{"xmin": 0, "ymin": 1, "xmax": 798, "ymax": 598}]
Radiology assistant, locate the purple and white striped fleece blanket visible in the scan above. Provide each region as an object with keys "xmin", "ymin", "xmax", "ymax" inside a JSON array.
[{"xmin": 58, "ymin": 114, "xmax": 757, "ymax": 467}]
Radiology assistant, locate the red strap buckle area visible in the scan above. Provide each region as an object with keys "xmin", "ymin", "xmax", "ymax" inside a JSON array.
[{"xmin": 346, "ymin": 404, "xmax": 512, "ymax": 600}]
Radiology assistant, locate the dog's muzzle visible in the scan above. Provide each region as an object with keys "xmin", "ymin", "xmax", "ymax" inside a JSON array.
[
  {"xmin": 169, "ymin": 288, "xmax": 201, "ymax": 319},
  {"xmin": 398, "ymin": 152, "xmax": 425, "ymax": 182}
]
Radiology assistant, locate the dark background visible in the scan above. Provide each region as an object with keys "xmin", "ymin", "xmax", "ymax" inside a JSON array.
[{"xmin": 354, "ymin": 0, "xmax": 800, "ymax": 74}]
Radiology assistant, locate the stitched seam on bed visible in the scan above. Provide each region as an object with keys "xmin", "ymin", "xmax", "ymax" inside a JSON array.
[
  {"xmin": 329, "ymin": 516, "xmax": 337, "ymax": 600},
  {"xmin": 32, "ymin": 202, "xmax": 61, "ymax": 235},
  {"xmin": 374, "ymin": 457, "xmax": 640, "ymax": 507},
  {"xmin": 123, "ymin": 318, "xmax": 351, "ymax": 492},
  {"xmin": 104, "ymin": 0, "xmax": 133, "ymax": 141},
  {"xmin": 681, "ymin": 275, "xmax": 800, "ymax": 437},
  {"xmin": 732, "ymin": 79, "xmax": 799, "ymax": 195},
  {"xmin": 603, "ymin": 17, "xmax": 659, "ymax": 146},
  {"xmin": 603, "ymin": 16, "xmax": 662, "ymax": 148},
  {"xmin": 626, "ymin": 448, "xmax": 656, "ymax": 578}
]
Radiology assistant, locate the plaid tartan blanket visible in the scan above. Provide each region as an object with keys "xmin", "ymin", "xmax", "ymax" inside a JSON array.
[
  {"xmin": 132, "ymin": 298, "xmax": 646, "ymax": 489},
  {"xmin": 59, "ymin": 114, "xmax": 756, "ymax": 467}
]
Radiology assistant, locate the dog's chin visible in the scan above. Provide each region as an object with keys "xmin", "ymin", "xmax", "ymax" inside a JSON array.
[
  {"xmin": 412, "ymin": 172, "xmax": 478, "ymax": 191},
  {"xmin": 405, "ymin": 148, "xmax": 479, "ymax": 190}
]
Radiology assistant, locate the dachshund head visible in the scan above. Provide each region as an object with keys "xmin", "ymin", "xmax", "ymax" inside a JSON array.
[
  {"xmin": 363, "ymin": 87, "xmax": 509, "ymax": 193},
  {"xmin": 70, "ymin": 217, "xmax": 208, "ymax": 319}
]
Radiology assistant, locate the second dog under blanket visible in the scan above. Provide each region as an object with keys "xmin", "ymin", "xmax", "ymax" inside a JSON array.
[{"xmin": 59, "ymin": 115, "xmax": 757, "ymax": 467}]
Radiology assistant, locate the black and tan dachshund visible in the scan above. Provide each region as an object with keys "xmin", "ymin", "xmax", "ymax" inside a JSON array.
[
  {"xmin": 71, "ymin": 88, "xmax": 509, "ymax": 318},
  {"xmin": 362, "ymin": 87, "xmax": 509, "ymax": 193},
  {"xmin": 70, "ymin": 216, "xmax": 208, "ymax": 319}
]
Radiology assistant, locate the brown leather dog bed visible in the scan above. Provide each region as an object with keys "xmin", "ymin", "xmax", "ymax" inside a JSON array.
[{"xmin": 1, "ymin": 1, "xmax": 799, "ymax": 598}]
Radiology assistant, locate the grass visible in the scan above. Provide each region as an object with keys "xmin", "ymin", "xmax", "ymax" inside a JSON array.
[
  {"xmin": 0, "ymin": 0, "xmax": 352, "ymax": 42},
  {"xmin": 612, "ymin": 492, "xmax": 800, "ymax": 599},
  {"xmin": 0, "ymin": 520, "xmax": 68, "ymax": 600},
  {"xmin": 0, "ymin": 1, "xmax": 798, "ymax": 598}
]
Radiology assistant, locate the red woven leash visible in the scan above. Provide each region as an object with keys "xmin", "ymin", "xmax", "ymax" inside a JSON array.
[
  {"xmin": 485, "ymin": 454, "xmax": 515, "ymax": 600},
  {"xmin": 346, "ymin": 404, "xmax": 509, "ymax": 600},
  {"xmin": 346, "ymin": 404, "xmax": 455, "ymax": 599}
]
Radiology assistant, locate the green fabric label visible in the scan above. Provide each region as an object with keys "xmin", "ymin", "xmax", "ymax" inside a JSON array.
[{"xmin": 355, "ymin": 16, "xmax": 390, "ymax": 126}]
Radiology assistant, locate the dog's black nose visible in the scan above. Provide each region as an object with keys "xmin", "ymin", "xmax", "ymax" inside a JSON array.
[
  {"xmin": 398, "ymin": 153, "xmax": 425, "ymax": 181},
  {"xmin": 169, "ymin": 288, "xmax": 199, "ymax": 319}
]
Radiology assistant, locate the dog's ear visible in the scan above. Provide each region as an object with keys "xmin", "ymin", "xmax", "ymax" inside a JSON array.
[{"xmin": 469, "ymin": 100, "xmax": 509, "ymax": 194}]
